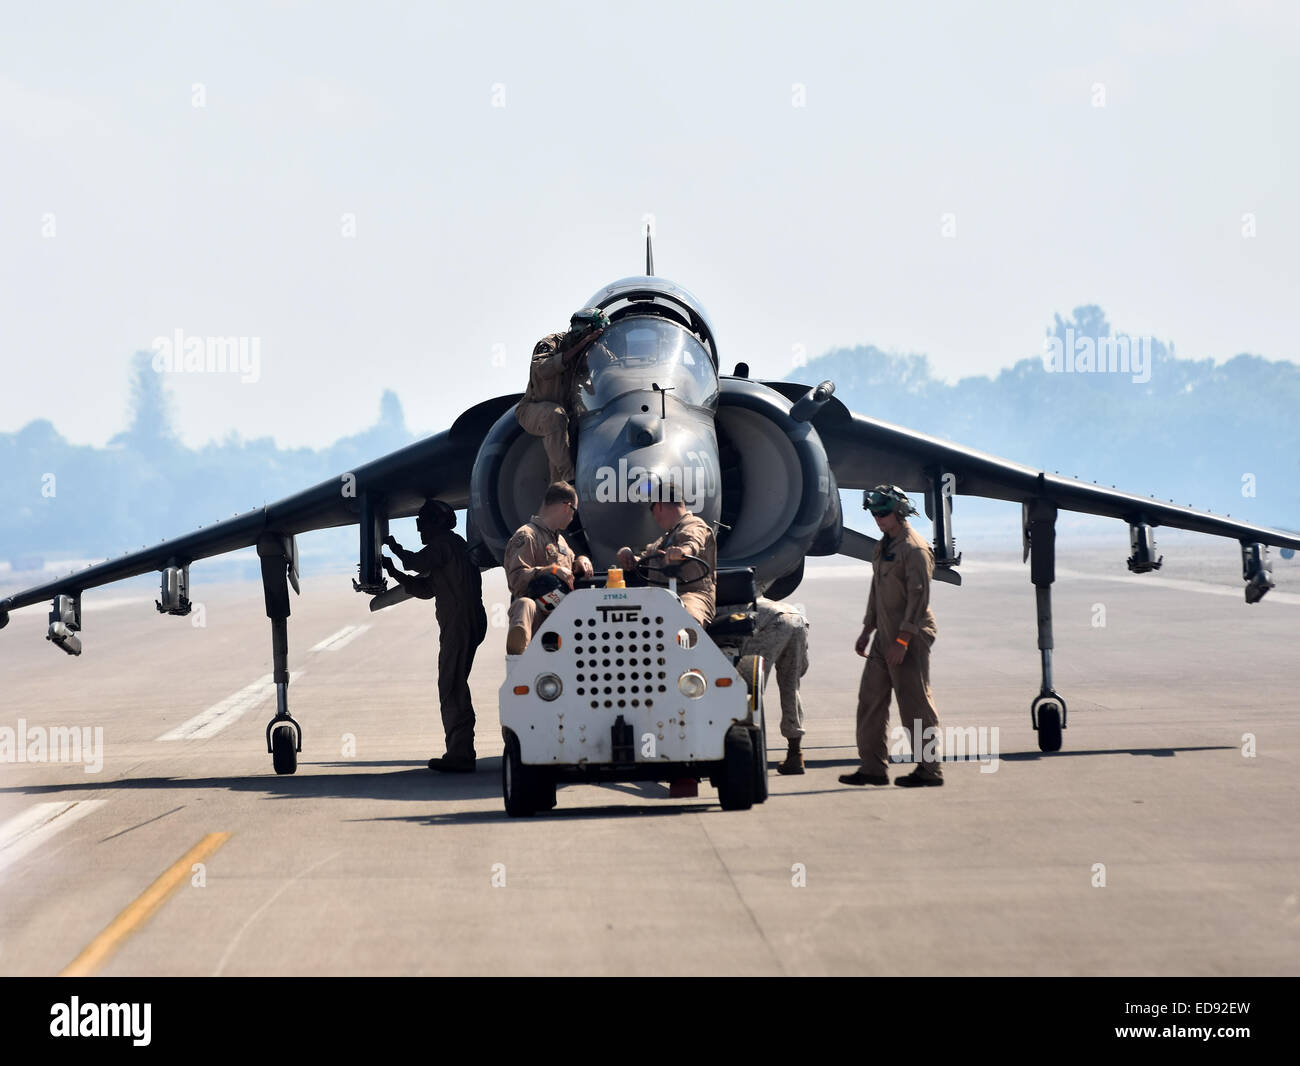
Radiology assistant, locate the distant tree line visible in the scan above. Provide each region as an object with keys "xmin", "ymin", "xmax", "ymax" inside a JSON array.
[
  {"xmin": 787, "ymin": 306, "xmax": 1300, "ymax": 530},
  {"xmin": 3, "ymin": 307, "xmax": 1297, "ymax": 569}
]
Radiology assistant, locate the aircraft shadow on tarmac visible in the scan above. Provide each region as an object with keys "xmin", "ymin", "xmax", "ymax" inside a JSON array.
[
  {"xmin": 0, "ymin": 746, "xmax": 1236, "ymax": 816},
  {"xmin": 0, "ymin": 759, "xmax": 691, "ymax": 811},
  {"xmin": 803, "ymin": 744, "xmax": 1235, "ymax": 768}
]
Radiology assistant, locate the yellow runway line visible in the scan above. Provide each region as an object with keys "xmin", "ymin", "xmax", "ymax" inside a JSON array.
[{"xmin": 60, "ymin": 831, "xmax": 231, "ymax": 977}]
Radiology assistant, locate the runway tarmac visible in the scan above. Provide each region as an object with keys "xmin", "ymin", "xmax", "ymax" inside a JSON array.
[{"xmin": 1, "ymin": 545, "xmax": 1297, "ymax": 976}]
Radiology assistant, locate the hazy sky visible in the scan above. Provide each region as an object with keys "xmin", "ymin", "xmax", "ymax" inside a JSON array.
[{"xmin": 1, "ymin": 0, "xmax": 1296, "ymax": 448}]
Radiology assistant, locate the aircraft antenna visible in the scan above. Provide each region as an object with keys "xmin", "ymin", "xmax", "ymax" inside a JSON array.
[{"xmin": 645, "ymin": 227, "xmax": 654, "ymax": 276}]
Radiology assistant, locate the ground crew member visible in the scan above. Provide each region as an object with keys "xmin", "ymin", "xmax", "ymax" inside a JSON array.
[
  {"xmin": 381, "ymin": 499, "xmax": 488, "ymax": 774},
  {"xmin": 840, "ymin": 485, "xmax": 944, "ymax": 788},
  {"xmin": 504, "ymin": 482, "xmax": 594, "ymax": 654},
  {"xmin": 619, "ymin": 482, "xmax": 718, "ymax": 798},
  {"xmin": 517, "ymin": 308, "xmax": 609, "ymax": 483},
  {"xmin": 742, "ymin": 597, "xmax": 810, "ymax": 775},
  {"xmin": 616, "ymin": 486, "xmax": 716, "ymax": 626}
]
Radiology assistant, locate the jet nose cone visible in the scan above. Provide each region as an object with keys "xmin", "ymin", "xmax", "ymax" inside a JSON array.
[{"xmin": 625, "ymin": 412, "xmax": 663, "ymax": 449}]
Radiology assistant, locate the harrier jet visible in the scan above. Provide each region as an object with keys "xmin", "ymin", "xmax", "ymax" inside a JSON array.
[{"xmin": 3, "ymin": 237, "xmax": 1297, "ymax": 770}]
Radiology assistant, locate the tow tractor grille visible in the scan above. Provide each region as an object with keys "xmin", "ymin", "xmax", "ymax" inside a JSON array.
[{"xmin": 572, "ymin": 615, "xmax": 672, "ymax": 710}]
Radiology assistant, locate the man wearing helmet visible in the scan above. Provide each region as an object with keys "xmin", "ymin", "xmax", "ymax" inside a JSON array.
[
  {"xmin": 517, "ymin": 308, "xmax": 610, "ymax": 483},
  {"xmin": 382, "ymin": 499, "xmax": 488, "ymax": 773},
  {"xmin": 504, "ymin": 482, "xmax": 595, "ymax": 655},
  {"xmin": 616, "ymin": 480, "xmax": 717, "ymax": 627},
  {"xmin": 839, "ymin": 485, "xmax": 945, "ymax": 788}
]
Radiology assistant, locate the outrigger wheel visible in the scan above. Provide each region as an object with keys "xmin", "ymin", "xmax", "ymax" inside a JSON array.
[
  {"xmin": 265, "ymin": 684, "xmax": 302, "ymax": 776},
  {"xmin": 269, "ymin": 722, "xmax": 299, "ymax": 775},
  {"xmin": 1031, "ymin": 692, "xmax": 1066, "ymax": 753}
]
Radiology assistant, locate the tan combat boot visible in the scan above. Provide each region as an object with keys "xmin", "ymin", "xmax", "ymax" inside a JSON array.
[
  {"xmin": 506, "ymin": 625, "xmax": 528, "ymax": 655},
  {"xmin": 776, "ymin": 738, "xmax": 804, "ymax": 775}
]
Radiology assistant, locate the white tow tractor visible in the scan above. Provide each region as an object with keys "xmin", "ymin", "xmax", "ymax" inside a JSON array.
[{"xmin": 498, "ymin": 560, "xmax": 768, "ymax": 816}]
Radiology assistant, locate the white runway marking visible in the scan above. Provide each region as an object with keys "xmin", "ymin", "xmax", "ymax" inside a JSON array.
[
  {"xmin": 156, "ymin": 672, "xmax": 304, "ymax": 741},
  {"xmin": 309, "ymin": 624, "xmax": 371, "ymax": 652},
  {"xmin": 0, "ymin": 801, "xmax": 106, "ymax": 875},
  {"xmin": 805, "ymin": 561, "xmax": 1300, "ymax": 604}
]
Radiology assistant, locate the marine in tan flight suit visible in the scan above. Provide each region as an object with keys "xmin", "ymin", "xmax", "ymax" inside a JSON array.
[
  {"xmin": 504, "ymin": 482, "xmax": 594, "ymax": 655},
  {"xmin": 617, "ymin": 497, "xmax": 717, "ymax": 627},
  {"xmin": 618, "ymin": 486, "xmax": 717, "ymax": 798},
  {"xmin": 516, "ymin": 310, "xmax": 608, "ymax": 484},
  {"xmin": 840, "ymin": 485, "xmax": 944, "ymax": 788}
]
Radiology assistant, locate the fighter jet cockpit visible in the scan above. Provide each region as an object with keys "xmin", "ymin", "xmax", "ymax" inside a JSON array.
[{"xmin": 574, "ymin": 315, "xmax": 720, "ymax": 415}]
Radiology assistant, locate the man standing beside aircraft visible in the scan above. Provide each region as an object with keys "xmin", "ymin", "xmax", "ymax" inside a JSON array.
[
  {"xmin": 840, "ymin": 485, "xmax": 944, "ymax": 788},
  {"xmin": 381, "ymin": 500, "xmax": 488, "ymax": 774},
  {"xmin": 617, "ymin": 485, "xmax": 717, "ymax": 627},
  {"xmin": 744, "ymin": 597, "xmax": 810, "ymax": 775},
  {"xmin": 517, "ymin": 308, "xmax": 609, "ymax": 484},
  {"xmin": 504, "ymin": 482, "xmax": 595, "ymax": 655}
]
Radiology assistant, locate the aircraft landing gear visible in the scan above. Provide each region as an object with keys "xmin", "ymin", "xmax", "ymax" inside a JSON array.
[
  {"xmin": 1026, "ymin": 497, "xmax": 1068, "ymax": 752},
  {"xmin": 258, "ymin": 534, "xmax": 302, "ymax": 775}
]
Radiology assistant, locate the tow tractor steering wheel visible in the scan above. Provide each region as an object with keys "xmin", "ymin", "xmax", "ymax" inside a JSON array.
[{"xmin": 635, "ymin": 552, "xmax": 713, "ymax": 586}]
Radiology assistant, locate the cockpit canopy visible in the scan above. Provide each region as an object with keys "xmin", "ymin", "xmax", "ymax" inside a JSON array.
[{"xmin": 575, "ymin": 315, "xmax": 720, "ymax": 414}]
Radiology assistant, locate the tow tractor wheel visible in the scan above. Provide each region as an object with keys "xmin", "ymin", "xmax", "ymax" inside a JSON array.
[
  {"xmin": 716, "ymin": 725, "xmax": 755, "ymax": 811},
  {"xmin": 270, "ymin": 723, "xmax": 297, "ymax": 776},
  {"xmin": 534, "ymin": 775, "xmax": 557, "ymax": 811},
  {"xmin": 502, "ymin": 731, "xmax": 537, "ymax": 817},
  {"xmin": 737, "ymin": 654, "xmax": 768, "ymax": 804},
  {"xmin": 1036, "ymin": 703, "xmax": 1063, "ymax": 753}
]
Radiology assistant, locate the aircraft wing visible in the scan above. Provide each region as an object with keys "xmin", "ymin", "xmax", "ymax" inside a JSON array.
[
  {"xmin": 0, "ymin": 394, "xmax": 518, "ymax": 622},
  {"xmin": 766, "ymin": 381, "xmax": 1300, "ymax": 554}
]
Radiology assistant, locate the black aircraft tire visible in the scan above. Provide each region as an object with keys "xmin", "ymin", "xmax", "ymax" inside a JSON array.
[
  {"xmin": 502, "ymin": 732, "xmax": 536, "ymax": 817},
  {"xmin": 271, "ymin": 724, "xmax": 297, "ymax": 776},
  {"xmin": 717, "ymin": 726, "xmax": 755, "ymax": 811},
  {"xmin": 1037, "ymin": 704, "xmax": 1063, "ymax": 753}
]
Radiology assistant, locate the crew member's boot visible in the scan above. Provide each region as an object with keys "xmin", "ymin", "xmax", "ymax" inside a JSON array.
[
  {"xmin": 506, "ymin": 625, "xmax": 528, "ymax": 655},
  {"xmin": 776, "ymin": 737, "xmax": 804, "ymax": 775}
]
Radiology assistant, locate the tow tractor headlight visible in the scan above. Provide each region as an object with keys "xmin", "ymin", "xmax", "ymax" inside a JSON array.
[
  {"xmin": 536, "ymin": 673, "xmax": 563, "ymax": 701},
  {"xmin": 677, "ymin": 670, "xmax": 706, "ymax": 699}
]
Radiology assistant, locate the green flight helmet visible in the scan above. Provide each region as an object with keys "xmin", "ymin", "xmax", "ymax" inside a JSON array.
[
  {"xmin": 864, "ymin": 484, "xmax": 917, "ymax": 518},
  {"xmin": 568, "ymin": 307, "xmax": 610, "ymax": 337}
]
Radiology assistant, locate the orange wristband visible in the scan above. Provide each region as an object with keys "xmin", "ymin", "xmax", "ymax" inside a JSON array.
[{"xmin": 895, "ymin": 636, "xmax": 910, "ymax": 647}]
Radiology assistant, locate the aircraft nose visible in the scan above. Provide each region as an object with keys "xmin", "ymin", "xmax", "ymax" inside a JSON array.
[
  {"xmin": 574, "ymin": 404, "xmax": 721, "ymax": 568},
  {"xmin": 624, "ymin": 412, "xmax": 663, "ymax": 449}
]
